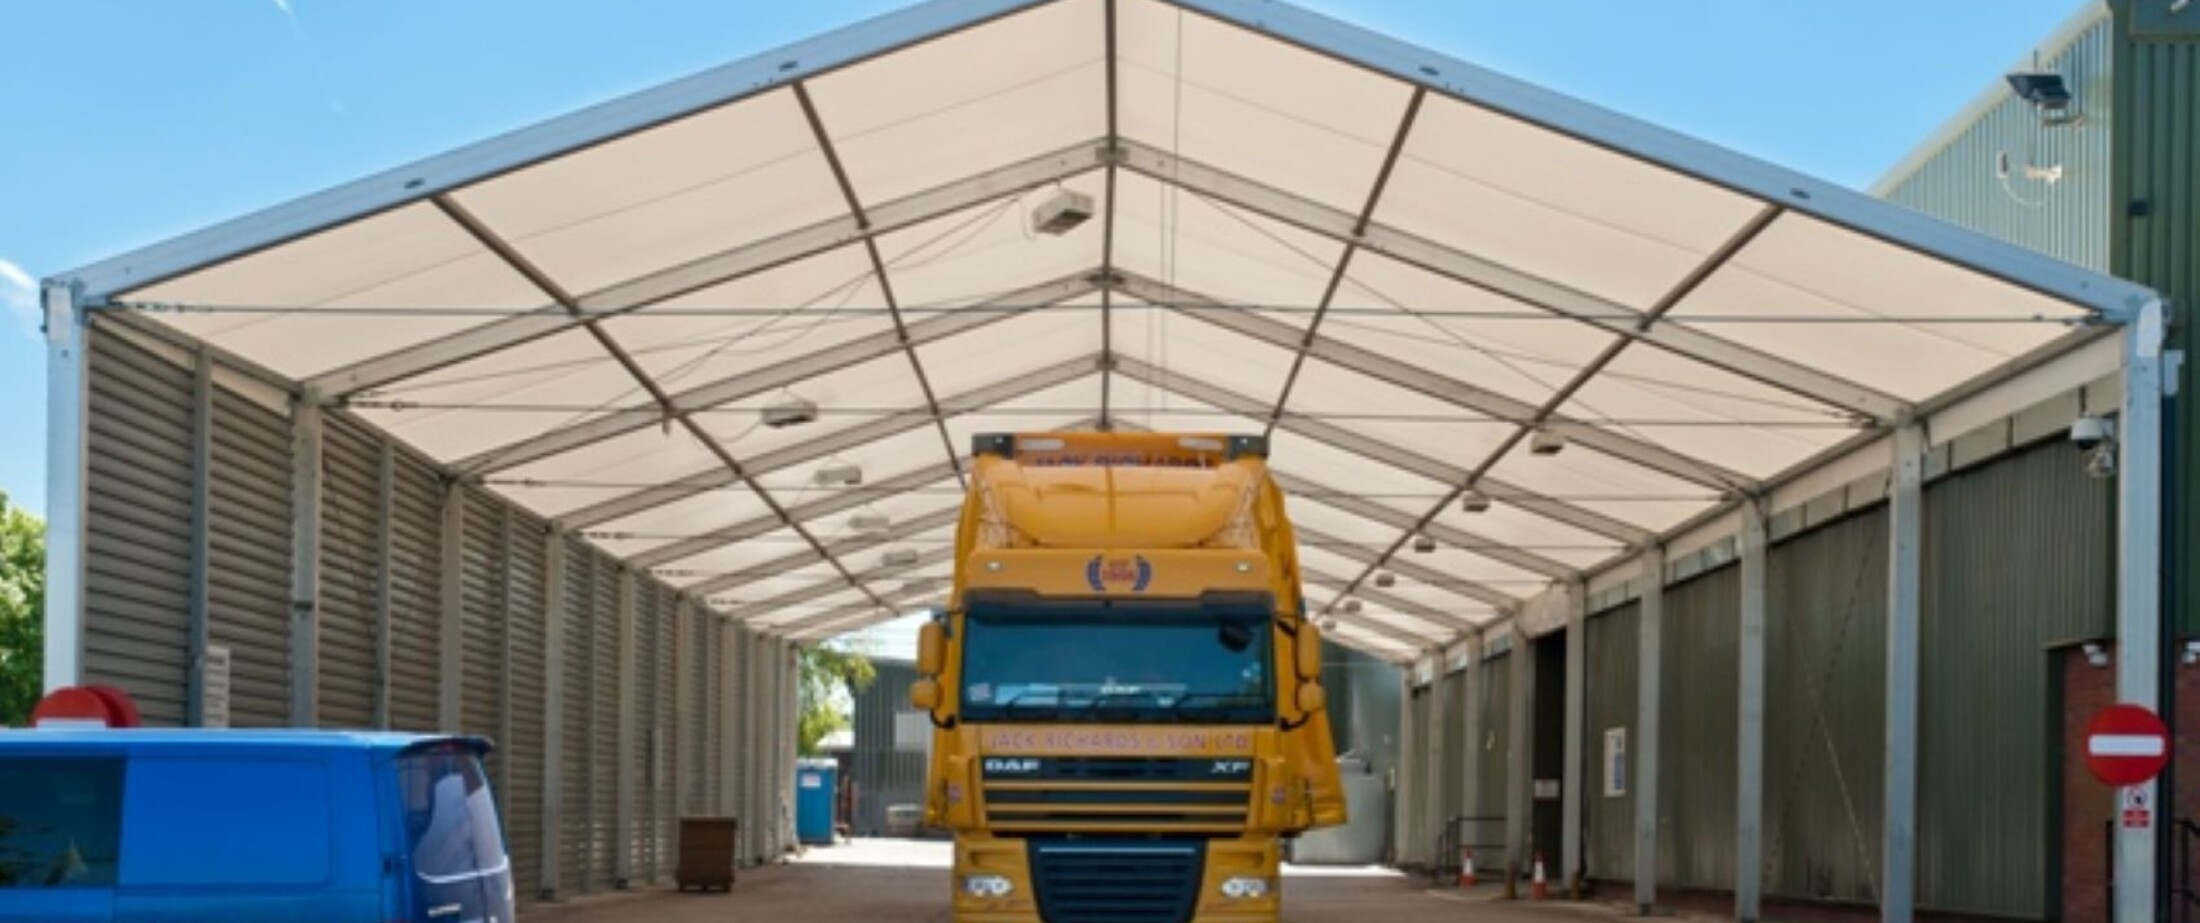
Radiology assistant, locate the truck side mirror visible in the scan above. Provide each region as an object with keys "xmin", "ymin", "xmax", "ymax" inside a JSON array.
[
  {"xmin": 910, "ymin": 678, "xmax": 943, "ymax": 712},
  {"xmin": 1296, "ymin": 683, "xmax": 1326, "ymax": 714},
  {"xmin": 918, "ymin": 622, "xmax": 945, "ymax": 675},
  {"xmin": 1296, "ymin": 622, "xmax": 1323, "ymax": 680}
]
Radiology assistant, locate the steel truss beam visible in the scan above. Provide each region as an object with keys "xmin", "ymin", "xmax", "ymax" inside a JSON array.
[
  {"xmin": 1264, "ymin": 87, "xmax": 1425, "ymax": 438},
  {"xmin": 1294, "ymin": 522, "xmax": 1518, "ymax": 611},
  {"xmin": 457, "ymin": 271, "xmax": 1100, "ymax": 476},
  {"xmin": 793, "ymin": 81, "xmax": 970, "ymax": 488},
  {"xmin": 626, "ymin": 462, "xmax": 958, "ymax": 570},
  {"xmin": 683, "ymin": 505, "xmax": 963, "ymax": 600},
  {"xmin": 1110, "ymin": 138, "xmax": 1909, "ymax": 424},
  {"xmin": 1108, "ymin": 354, "xmax": 1650, "ymax": 544},
  {"xmin": 560, "ymin": 354, "xmax": 1097, "ymax": 529},
  {"xmin": 1273, "ymin": 473, "xmax": 1577, "ymax": 580},
  {"xmin": 304, "ymin": 139, "xmax": 1109, "ymax": 398},
  {"xmin": 1112, "ymin": 269, "xmax": 1753, "ymax": 491},
  {"xmin": 740, "ymin": 543, "xmax": 958, "ymax": 625}
]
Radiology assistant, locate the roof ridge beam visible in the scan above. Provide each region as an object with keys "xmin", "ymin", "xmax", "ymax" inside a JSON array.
[
  {"xmin": 455, "ymin": 270, "xmax": 1100, "ymax": 476},
  {"xmin": 1112, "ymin": 269, "xmax": 1755, "ymax": 492},
  {"xmin": 560, "ymin": 352, "xmax": 1098, "ymax": 529},
  {"xmin": 1110, "ymin": 138, "xmax": 1908, "ymax": 425},
  {"xmin": 1109, "ymin": 353, "xmax": 1653, "ymax": 544},
  {"xmin": 307, "ymin": 138, "xmax": 1111, "ymax": 398}
]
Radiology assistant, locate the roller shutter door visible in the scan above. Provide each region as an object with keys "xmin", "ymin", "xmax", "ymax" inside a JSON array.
[
  {"xmin": 82, "ymin": 328, "xmax": 193, "ymax": 726},
  {"xmin": 205, "ymin": 384, "xmax": 291, "ymax": 727}
]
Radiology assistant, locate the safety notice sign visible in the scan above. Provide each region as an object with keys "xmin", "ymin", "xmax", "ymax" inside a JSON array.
[{"xmin": 2121, "ymin": 786, "xmax": 2152, "ymax": 830}]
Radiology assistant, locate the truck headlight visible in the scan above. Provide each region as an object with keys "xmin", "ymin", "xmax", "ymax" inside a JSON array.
[
  {"xmin": 962, "ymin": 874, "xmax": 1015, "ymax": 898},
  {"xmin": 1220, "ymin": 876, "xmax": 1271, "ymax": 899}
]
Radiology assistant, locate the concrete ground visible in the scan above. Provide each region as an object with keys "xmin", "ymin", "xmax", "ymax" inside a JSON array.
[{"xmin": 523, "ymin": 839, "xmax": 1670, "ymax": 923}]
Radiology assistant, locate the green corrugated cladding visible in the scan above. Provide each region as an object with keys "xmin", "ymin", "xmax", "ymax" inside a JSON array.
[
  {"xmin": 1584, "ymin": 602, "xmax": 1639, "ymax": 885},
  {"xmin": 1916, "ymin": 440, "xmax": 2113, "ymax": 918},
  {"xmin": 1762, "ymin": 510, "xmax": 1886, "ymax": 907},
  {"xmin": 1878, "ymin": 11, "xmax": 2113, "ymax": 272},
  {"xmin": 1656, "ymin": 566, "xmax": 1741, "ymax": 892},
  {"xmin": 1324, "ymin": 642, "xmax": 1402, "ymax": 776},
  {"xmin": 1471, "ymin": 649, "xmax": 1512, "ymax": 869},
  {"xmin": 1441, "ymin": 668, "xmax": 1467, "ymax": 825},
  {"xmin": 2107, "ymin": 0, "xmax": 2200, "ymax": 638},
  {"xmin": 847, "ymin": 658, "xmax": 930, "ymax": 836},
  {"xmin": 1575, "ymin": 439, "xmax": 2111, "ymax": 918}
]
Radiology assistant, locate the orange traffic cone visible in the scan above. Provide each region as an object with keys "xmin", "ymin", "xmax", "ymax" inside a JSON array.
[
  {"xmin": 1529, "ymin": 851, "xmax": 1550, "ymax": 900},
  {"xmin": 1458, "ymin": 849, "xmax": 1476, "ymax": 889}
]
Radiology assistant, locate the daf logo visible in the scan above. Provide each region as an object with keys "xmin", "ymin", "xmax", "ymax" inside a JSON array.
[
  {"xmin": 984, "ymin": 758, "xmax": 1041, "ymax": 774},
  {"xmin": 1212, "ymin": 760, "xmax": 1251, "ymax": 775}
]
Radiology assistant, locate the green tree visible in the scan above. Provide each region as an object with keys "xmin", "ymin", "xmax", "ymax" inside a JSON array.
[
  {"xmin": 0, "ymin": 492, "xmax": 44, "ymax": 727},
  {"xmin": 797, "ymin": 644, "xmax": 874, "ymax": 756}
]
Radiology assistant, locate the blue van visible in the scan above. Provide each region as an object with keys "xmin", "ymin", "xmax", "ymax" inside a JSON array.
[{"xmin": 0, "ymin": 730, "xmax": 515, "ymax": 923}]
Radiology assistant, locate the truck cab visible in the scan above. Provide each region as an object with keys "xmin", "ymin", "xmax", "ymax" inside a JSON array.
[{"xmin": 909, "ymin": 432, "xmax": 1345, "ymax": 923}]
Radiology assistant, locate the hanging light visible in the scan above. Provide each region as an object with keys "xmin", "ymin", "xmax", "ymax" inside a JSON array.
[
  {"xmin": 1375, "ymin": 572, "xmax": 1397, "ymax": 588},
  {"xmin": 849, "ymin": 511, "xmax": 891, "ymax": 534},
  {"xmin": 1461, "ymin": 489, "xmax": 1492, "ymax": 513},
  {"xmin": 1413, "ymin": 534, "xmax": 1437, "ymax": 554},
  {"xmin": 813, "ymin": 460, "xmax": 863, "ymax": 486}
]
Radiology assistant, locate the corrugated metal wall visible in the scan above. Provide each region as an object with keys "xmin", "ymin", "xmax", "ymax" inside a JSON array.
[
  {"xmin": 81, "ymin": 331, "xmax": 193, "ymax": 726},
  {"xmin": 1439, "ymin": 668, "xmax": 1467, "ymax": 828},
  {"xmin": 206, "ymin": 380, "xmax": 291, "ymax": 729},
  {"xmin": 1470, "ymin": 649, "xmax": 1511, "ymax": 870},
  {"xmin": 1657, "ymin": 566, "xmax": 1740, "ymax": 892},
  {"xmin": 848, "ymin": 659, "xmax": 931, "ymax": 836},
  {"xmin": 1879, "ymin": 11, "xmax": 2113, "ymax": 272},
  {"xmin": 74, "ymin": 318, "xmax": 798, "ymax": 905}
]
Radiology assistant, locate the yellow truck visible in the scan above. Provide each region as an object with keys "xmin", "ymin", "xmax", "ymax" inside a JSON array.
[{"xmin": 908, "ymin": 431, "xmax": 1347, "ymax": 923}]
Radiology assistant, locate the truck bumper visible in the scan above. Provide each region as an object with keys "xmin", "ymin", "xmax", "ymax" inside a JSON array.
[{"xmin": 950, "ymin": 834, "xmax": 1281, "ymax": 923}]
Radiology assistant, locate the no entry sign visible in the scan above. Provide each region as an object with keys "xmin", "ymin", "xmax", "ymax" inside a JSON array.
[{"xmin": 2085, "ymin": 704, "xmax": 2171, "ymax": 787}]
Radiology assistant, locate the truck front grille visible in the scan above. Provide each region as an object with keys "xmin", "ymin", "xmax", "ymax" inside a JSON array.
[
  {"xmin": 981, "ymin": 758, "xmax": 1252, "ymax": 834},
  {"xmin": 1029, "ymin": 839, "xmax": 1204, "ymax": 923}
]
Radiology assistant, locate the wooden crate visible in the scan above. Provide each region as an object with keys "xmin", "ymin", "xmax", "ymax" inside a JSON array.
[{"xmin": 675, "ymin": 816, "xmax": 739, "ymax": 893}]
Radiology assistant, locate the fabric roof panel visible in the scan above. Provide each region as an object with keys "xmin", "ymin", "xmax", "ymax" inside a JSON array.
[
  {"xmin": 1279, "ymin": 357, "xmax": 1518, "ymax": 466},
  {"xmin": 805, "ymin": 0, "xmax": 1105, "ymax": 206},
  {"xmin": 346, "ymin": 330, "xmax": 639, "ymax": 461},
  {"xmin": 1112, "ymin": 302, "xmax": 1300, "ymax": 405},
  {"xmin": 1118, "ymin": 0, "xmax": 1411, "ymax": 216},
  {"xmin": 689, "ymin": 352, "xmax": 927, "ymax": 462},
  {"xmin": 445, "ymin": 90, "xmax": 850, "ymax": 296},
  {"xmin": 1557, "ymin": 345, "xmax": 1859, "ymax": 479},
  {"xmin": 872, "ymin": 192, "xmax": 1105, "ymax": 309},
  {"xmin": 1480, "ymin": 443, "xmax": 1719, "ymax": 534},
  {"xmin": 1378, "ymin": 94, "xmax": 1765, "ymax": 310},
  {"xmin": 600, "ymin": 245, "xmax": 898, "ymax": 388},
  {"xmin": 1420, "ymin": 502, "xmax": 1624, "ymax": 571},
  {"xmin": 490, "ymin": 425, "xmax": 736, "ymax": 517},
  {"xmin": 913, "ymin": 303, "xmax": 1100, "ymax": 399},
  {"xmin": 1113, "ymin": 171, "xmax": 1344, "ymax": 315},
  {"xmin": 1673, "ymin": 213, "xmax": 2087, "ymax": 400}
]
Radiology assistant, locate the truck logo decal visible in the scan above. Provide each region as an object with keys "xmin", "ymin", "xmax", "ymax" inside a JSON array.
[
  {"xmin": 1086, "ymin": 555, "xmax": 1153, "ymax": 592},
  {"xmin": 1212, "ymin": 760, "xmax": 1252, "ymax": 776},
  {"xmin": 983, "ymin": 758, "xmax": 1042, "ymax": 774}
]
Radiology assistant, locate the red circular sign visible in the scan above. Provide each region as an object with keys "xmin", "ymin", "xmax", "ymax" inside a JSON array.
[
  {"xmin": 2085, "ymin": 704, "xmax": 2171, "ymax": 787},
  {"xmin": 30, "ymin": 687, "xmax": 117, "ymax": 727}
]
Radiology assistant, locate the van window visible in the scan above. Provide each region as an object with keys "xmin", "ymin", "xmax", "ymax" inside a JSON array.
[
  {"xmin": 0, "ymin": 758, "xmax": 124, "ymax": 888},
  {"xmin": 398, "ymin": 750, "xmax": 508, "ymax": 881},
  {"xmin": 120, "ymin": 758, "xmax": 333, "ymax": 887}
]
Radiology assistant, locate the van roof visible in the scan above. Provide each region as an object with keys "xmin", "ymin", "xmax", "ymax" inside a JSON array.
[{"xmin": 0, "ymin": 728, "xmax": 488, "ymax": 754}]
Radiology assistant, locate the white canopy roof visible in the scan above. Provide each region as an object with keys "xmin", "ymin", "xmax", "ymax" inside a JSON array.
[{"xmin": 63, "ymin": 0, "xmax": 2155, "ymax": 660}]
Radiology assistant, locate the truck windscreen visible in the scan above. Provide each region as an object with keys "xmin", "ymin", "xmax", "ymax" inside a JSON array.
[{"xmin": 956, "ymin": 607, "xmax": 1274, "ymax": 724}]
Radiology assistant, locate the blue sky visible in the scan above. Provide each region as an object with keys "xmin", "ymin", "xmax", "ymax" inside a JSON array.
[{"xmin": 0, "ymin": 0, "xmax": 2091, "ymax": 520}]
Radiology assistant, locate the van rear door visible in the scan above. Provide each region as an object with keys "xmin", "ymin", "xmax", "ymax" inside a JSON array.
[
  {"xmin": 395, "ymin": 746, "xmax": 513, "ymax": 923},
  {"xmin": 0, "ymin": 756, "xmax": 123, "ymax": 923}
]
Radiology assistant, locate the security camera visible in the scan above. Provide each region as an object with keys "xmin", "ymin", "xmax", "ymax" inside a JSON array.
[{"xmin": 2069, "ymin": 415, "xmax": 2115, "ymax": 451}]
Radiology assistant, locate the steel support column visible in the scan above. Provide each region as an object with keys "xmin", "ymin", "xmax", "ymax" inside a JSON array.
[
  {"xmin": 719, "ymin": 616, "xmax": 740, "ymax": 818},
  {"xmin": 1506, "ymin": 620, "xmax": 1532, "ymax": 882},
  {"xmin": 2116, "ymin": 299, "xmax": 2167, "ymax": 923},
  {"xmin": 1735, "ymin": 500, "xmax": 1769, "ymax": 923},
  {"xmin": 41, "ymin": 281, "xmax": 88, "ymax": 693},
  {"xmin": 1395, "ymin": 668, "xmax": 1418, "ymax": 865},
  {"xmin": 1882, "ymin": 424, "xmax": 1925, "ymax": 923},
  {"xmin": 439, "ymin": 484, "xmax": 466, "ymax": 731},
  {"xmin": 541, "ymin": 529, "xmax": 567, "ymax": 900},
  {"xmin": 1426, "ymin": 656, "xmax": 1449, "ymax": 869},
  {"xmin": 615, "ymin": 568, "xmax": 639, "ymax": 886},
  {"xmin": 1561, "ymin": 583, "xmax": 1586, "ymax": 898},
  {"xmin": 1634, "ymin": 545, "xmax": 1666, "ymax": 914},
  {"xmin": 288, "ymin": 386, "xmax": 325, "ymax": 726},
  {"xmin": 1460, "ymin": 634, "xmax": 1486, "ymax": 863},
  {"xmin": 186, "ymin": 349, "xmax": 213, "ymax": 725}
]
